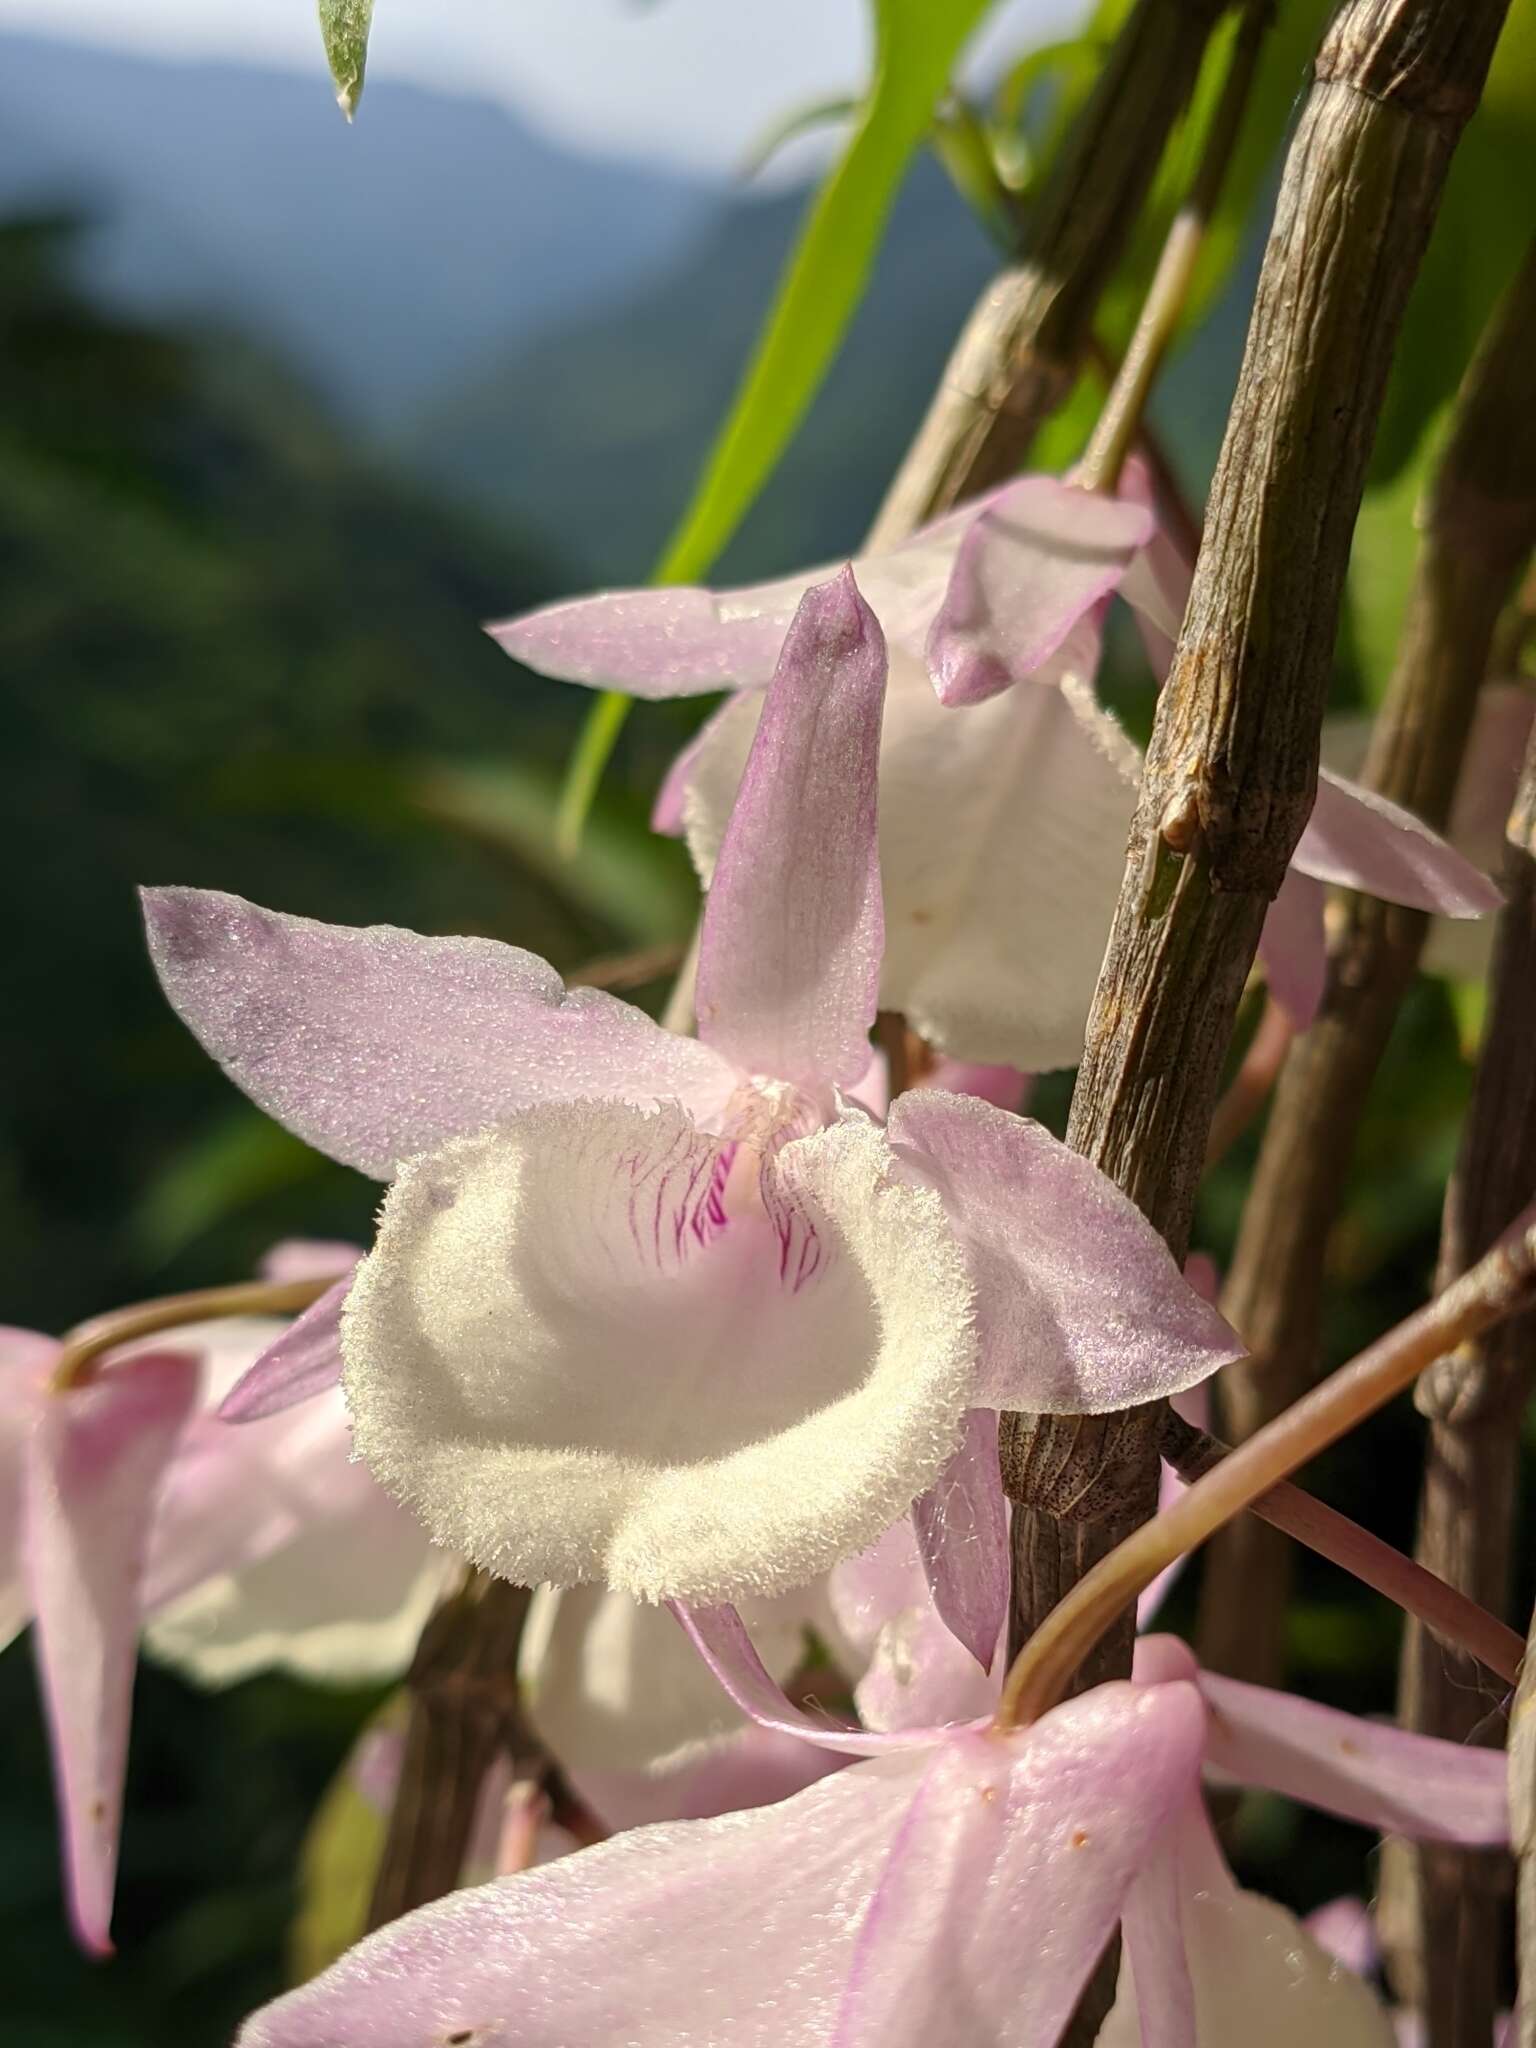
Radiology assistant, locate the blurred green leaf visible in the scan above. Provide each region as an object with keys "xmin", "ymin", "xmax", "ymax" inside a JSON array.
[
  {"xmin": 740, "ymin": 94, "xmax": 858, "ymax": 181},
  {"xmin": 416, "ymin": 758, "xmax": 698, "ymax": 944},
  {"xmin": 1344, "ymin": 425, "xmax": 1434, "ymax": 703},
  {"xmin": 554, "ymin": 687, "xmax": 637, "ymax": 858},
  {"xmin": 317, "ymin": 0, "xmax": 373, "ymax": 119},
  {"xmin": 287, "ymin": 1701, "xmax": 402, "ymax": 1984},
  {"xmin": 655, "ymin": 0, "xmax": 997, "ymax": 585},
  {"xmin": 1346, "ymin": 3, "xmax": 1536, "ymax": 700},
  {"xmin": 132, "ymin": 1112, "xmax": 328, "ymax": 1262},
  {"xmin": 931, "ymin": 96, "xmax": 1018, "ymax": 248}
]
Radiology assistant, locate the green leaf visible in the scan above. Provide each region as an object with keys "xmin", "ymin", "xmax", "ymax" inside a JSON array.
[
  {"xmin": 740, "ymin": 95, "xmax": 859, "ymax": 182},
  {"xmin": 557, "ymin": 0, "xmax": 998, "ymax": 846},
  {"xmin": 1346, "ymin": 3, "xmax": 1536, "ymax": 700},
  {"xmin": 655, "ymin": 0, "xmax": 998, "ymax": 585},
  {"xmin": 415, "ymin": 757, "xmax": 698, "ymax": 944},
  {"xmin": 318, "ymin": 0, "xmax": 374, "ymax": 120},
  {"xmin": 555, "ymin": 688, "xmax": 635, "ymax": 860},
  {"xmin": 288, "ymin": 1699, "xmax": 403, "ymax": 1983},
  {"xmin": 131, "ymin": 1111, "xmax": 328, "ymax": 1261}
]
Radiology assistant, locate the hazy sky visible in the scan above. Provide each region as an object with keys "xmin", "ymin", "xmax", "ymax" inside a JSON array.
[{"xmin": 0, "ymin": 0, "xmax": 1082, "ymax": 174}]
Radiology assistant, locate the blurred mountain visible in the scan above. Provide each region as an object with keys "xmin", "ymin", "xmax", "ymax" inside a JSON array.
[
  {"xmin": 409, "ymin": 157, "xmax": 999, "ymax": 583},
  {"xmin": 0, "ymin": 32, "xmax": 999, "ymax": 585},
  {"xmin": 0, "ymin": 31, "xmax": 715, "ymax": 428}
]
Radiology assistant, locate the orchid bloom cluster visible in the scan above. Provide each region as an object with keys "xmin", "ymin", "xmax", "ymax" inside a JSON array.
[{"xmin": 11, "ymin": 469, "xmax": 1514, "ymax": 2048}]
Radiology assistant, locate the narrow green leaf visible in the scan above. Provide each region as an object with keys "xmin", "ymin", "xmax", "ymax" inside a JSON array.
[
  {"xmin": 556, "ymin": 0, "xmax": 998, "ymax": 847},
  {"xmin": 417, "ymin": 757, "xmax": 698, "ymax": 943},
  {"xmin": 554, "ymin": 688, "xmax": 635, "ymax": 859},
  {"xmin": 131, "ymin": 1111, "xmax": 327, "ymax": 1260},
  {"xmin": 1347, "ymin": 3, "xmax": 1536, "ymax": 701},
  {"xmin": 655, "ymin": 0, "xmax": 997, "ymax": 585},
  {"xmin": 318, "ymin": 0, "xmax": 374, "ymax": 120},
  {"xmin": 740, "ymin": 95, "xmax": 859, "ymax": 182}
]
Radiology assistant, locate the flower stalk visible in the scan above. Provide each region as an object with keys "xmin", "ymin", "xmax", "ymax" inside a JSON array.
[
  {"xmin": 49, "ymin": 1276, "xmax": 336, "ymax": 1391},
  {"xmin": 1075, "ymin": 0, "xmax": 1272, "ymax": 497},
  {"xmin": 1161, "ymin": 1411, "xmax": 1523, "ymax": 1684}
]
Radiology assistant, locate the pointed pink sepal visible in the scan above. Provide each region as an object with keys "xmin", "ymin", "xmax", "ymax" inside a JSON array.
[
  {"xmin": 218, "ymin": 1275, "xmax": 351, "ymax": 1422},
  {"xmin": 926, "ymin": 477, "xmax": 1153, "ymax": 707},
  {"xmin": 909, "ymin": 1408, "xmax": 1007, "ymax": 1671},
  {"xmin": 1293, "ymin": 772, "xmax": 1503, "ymax": 918},
  {"xmin": 26, "ymin": 1349, "xmax": 201, "ymax": 1955},
  {"xmin": 694, "ymin": 567, "xmax": 887, "ymax": 1091}
]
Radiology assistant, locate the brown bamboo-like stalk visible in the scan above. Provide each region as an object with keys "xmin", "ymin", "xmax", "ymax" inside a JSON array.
[
  {"xmin": 1199, "ymin": 237, "xmax": 1536, "ymax": 1695},
  {"xmin": 1002, "ymin": 0, "xmax": 1513, "ymax": 1705},
  {"xmin": 1380, "ymin": 714, "xmax": 1536, "ymax": 2041},
  {"xmin": 366, "ymin": 1572, "xmax": 533, "ymax": 1930},
  {"xmin": 865, "ymin": 0, "xmax": 1227, "ymax": 548}
]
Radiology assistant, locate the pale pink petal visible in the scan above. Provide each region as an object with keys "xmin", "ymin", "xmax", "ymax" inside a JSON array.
[
  {"xmin": 674, "ymin": 1601, "xmax": 928, "ymax": 1755},
  {"xmin": 682, "ymin": 641, "xmax": 1143, "ymax": 1072},
  {"xmin": 1306, "ymin": 1897, "xmax": 1380, "ymax": 1978},
  {"xmin": 888, "ymin": 1092, "xmax": 1244, "ymax": 1412},
  {"xmin": 694, "ymin": 568, "xmax": 886, "ymax": 1091},
  {"xmin": 1443, "ymin": 680, "xmax": 1536, "ymax": 872},
  {"xmin": 236, "ymin": 1682, "xmax": 1205, "ymax": 2048},
  {"xmin": 1291, "ymin": 773, "xmax": 1502, "ymax": 918},
  {"xmin": 487, "ymin": 575, "xmax": 814, "ymax": 696},
  {"xmin": 138, "ymin": 1315, "xmax": 391, "ymax": 1609},
  {"xmin": 855, "ymin": 1591, "xmax": 1001, "ymax": 1734},
  {"xmin": 829, "ymin": 1514, "xmax": 931, "ymax": 1658},
  {"xmin": 257, "ymin": 1239, "xmax": 362, "ymax": 1284},
  {"xmin": 1119, "ymin": 1830, "xmax": 1196, "ymax": 2048},
  {"xmin": 1114, "ymin": 452, "xmax": 1195, "ymax": 678},
  {"xmin": 0, "ymin": 1328, "xmax": 55, "ymax": 1648},
  {"xmin": 921, "ymin": 1059, "xmax": 1032, "ymax": 1112},
  {"xmin": 142, "ymin": 886, "xmax": 739, "ymax": 1181},
  {"xmin": 218, "ymin": 1278, "xmax": 350, "ymax": 1422},
  {"xmin": 1136, "ymin": 1456, "xmax": 1193, "ymax": 1629},
  {"xmin": 927, "ymin": 476, "xmax": 1153, "ymax": 706},
  {"xmin": 910, "ymin": 1407, "xmax": 1006, "ymax": 1670},
  {"xmin": 828, "ymin": 1689, "xmax": 1206, "ymax": 2048},
  {"xmin": 829, "ymin": 1508, "xmax": 1000, "ymax": 1732},
  {"xmin": 1259, "ymin": 868, "xmax": 1329, "ymax": 1028},
  {"xmin": 144, "ymin": 1467, "xmax": 452, "ymax": 1688},
  {"xmin": 1102, "ymin": 1801, "xmax": 1395, "ymax": 2048},
  {"xmin": 1198, "ymin": 1669, "xmax": 1509, "ymax": 1845},
  {"xmin": 26, "ymin": 1350, "xmax": 201, "ymax": 1954},
  {"xmin": 572, "ymin": 1722, "xmax": 843, "ymax": 1833},
  {"xmin": 343, "ymin": 1104, "xmax": 976, "ymax": 1603},
  {"xmin": 651, "ymin": 699, "xmax": 745, "ymax": 835},
  {"xmin": 519, "ymin": 1580, "xmax": 848, "ymax": 1778}
]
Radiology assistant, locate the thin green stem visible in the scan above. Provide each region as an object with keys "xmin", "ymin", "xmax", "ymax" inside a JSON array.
[
  {"xmin": 1077, "ymin": 0, "xmax": 1271, "ymax": 494},
  {"xmin": 50, "ymin": 1275, "xmax": 339, "ymax": 1390}
]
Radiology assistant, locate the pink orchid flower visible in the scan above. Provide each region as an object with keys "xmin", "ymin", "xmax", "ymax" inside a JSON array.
[
  {"xmin": 234, "ymin": 1626, "xmax": 1500, "ymax": 2048},
  {"xmin": 143, "ymin": 571, "xmax": 1240, "ymax": 1638},
  {"xmin": 0, "ymin": 1250, "xmax": 451, "ymax": 1956},
  {"xmin": 494, "ymin": 465, "xmax": 1498, "ymax": 1067}
]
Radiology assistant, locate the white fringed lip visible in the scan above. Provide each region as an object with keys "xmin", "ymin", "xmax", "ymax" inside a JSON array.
[{"xmin": 341, "ymin": 1099, "xmax": 977, "ymax": 1604}]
